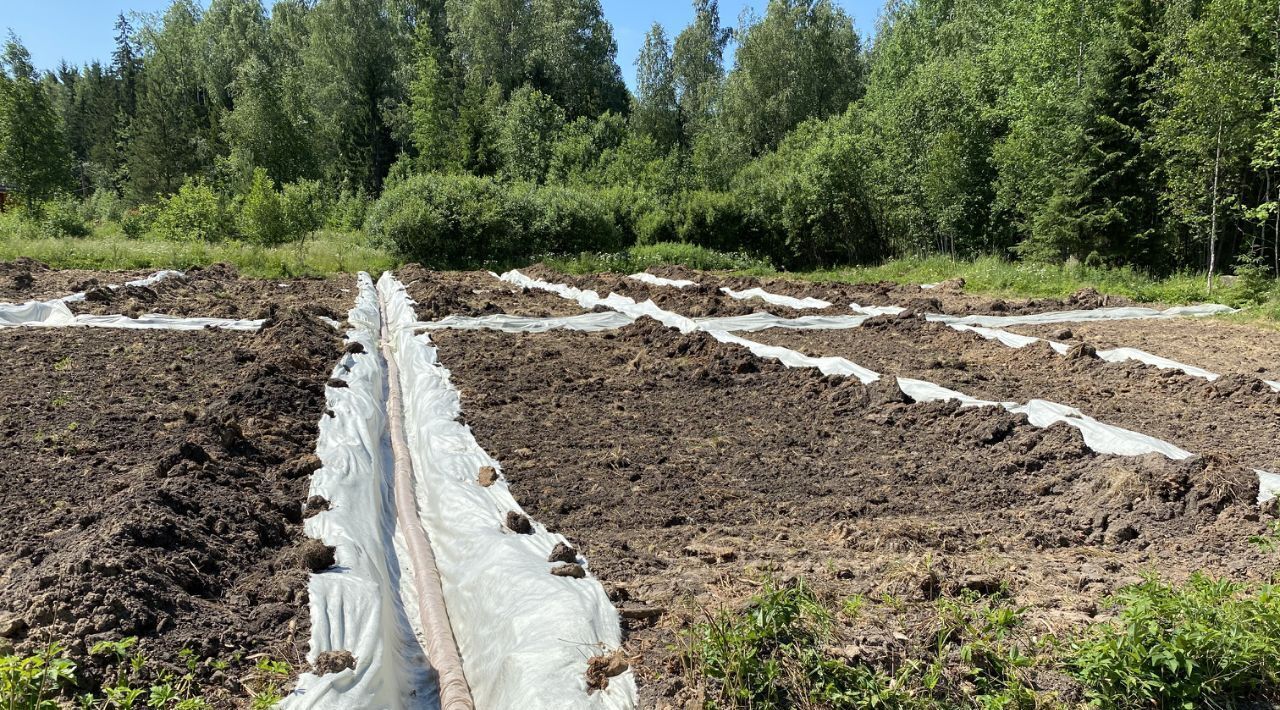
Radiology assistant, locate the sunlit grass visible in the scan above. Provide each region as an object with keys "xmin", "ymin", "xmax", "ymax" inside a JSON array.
[{"xmin": 0, "ymin": 226, "xmax": 397, "ymax": 278}]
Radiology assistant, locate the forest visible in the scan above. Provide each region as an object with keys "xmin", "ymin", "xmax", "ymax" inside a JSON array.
[{"xmin": 0, "ymin": 0, "xmax": 1279, "ymax": 277}]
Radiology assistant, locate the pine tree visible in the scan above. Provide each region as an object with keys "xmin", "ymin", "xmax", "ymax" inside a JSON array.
[{"xmin": 410, "ymin": 23, "xmax": 460, "ymax": 172}]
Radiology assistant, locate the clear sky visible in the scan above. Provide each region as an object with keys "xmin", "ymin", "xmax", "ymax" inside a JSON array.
[{"xmin": 4, "ymin": 0, "xmax": 884, "ymax": 89}]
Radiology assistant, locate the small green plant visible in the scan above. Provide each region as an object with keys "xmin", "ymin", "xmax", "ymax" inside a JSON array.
[
  {"xmin": 1068, "ymin": 573, "xmax": 1280, "ymax": 708},
  {"xmin": 0, "ymin": 643, "xmax": 77, "ymax": 710},
  {"xmin": 1250, "ymin": 521, "xmax": 1280, "ymax": 554}
]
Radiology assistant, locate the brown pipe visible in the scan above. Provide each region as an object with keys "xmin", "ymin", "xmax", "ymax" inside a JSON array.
[{"xmin": 378, "ymin": 286, "xmax": 475, "ymax": 710}]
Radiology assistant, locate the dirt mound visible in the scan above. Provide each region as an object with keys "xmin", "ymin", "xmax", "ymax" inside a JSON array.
[
  {"xmin": 400, "ymin": 264, "xmax": 586, "ymax": 320},
  {"xmin": 1067, "ymin": 287, "xmax": 1132, "ymax": 309},
  {"xmin": 68, "ymin": 263, "xmax": 350, "ymax": 320},
  {"xmin": 0, "ymin": 310, "xmax": 339, "ymax": 697}
]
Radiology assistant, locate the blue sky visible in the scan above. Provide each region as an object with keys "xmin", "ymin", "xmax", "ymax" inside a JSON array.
[{"xmin": 5, "ymin": 0, "xmax": 884, "ymax": 89}]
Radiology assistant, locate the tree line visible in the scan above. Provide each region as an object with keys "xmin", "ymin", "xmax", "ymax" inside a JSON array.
[{"xmin": 0, "ymin": 0, "xmax": 1278, "ymax": 275}]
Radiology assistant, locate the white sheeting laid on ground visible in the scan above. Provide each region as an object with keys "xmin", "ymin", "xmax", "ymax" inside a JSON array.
[
  {"xmin": 418, "ymin": 311, "xmax": 637, "ymax": 333},
  {"xmin": 59, "ymin": 269, "xmax": 185, "ymax": 303},
  {"xmin": 627, "ymin": 272, "xmax": 696, "ymax": 288},
  {"xmin": 501, "ymin": 270, "xmax": 880, "ymax": 384},
  {"xmin": 694, "ymin": 313, "xmax": 873, "ymax": 333},
  {"xmin": 927, "ymin": 303, "xmax": 1235, "ymax": 328},
  {"xmin": 0, "ymin": 298, "xmax": 263, "ymax": 331},
  {"xmin": 287, "ymin": 273, "xmax": 439, "ymax": 710},
  {"xmin": 720, "ymin": 286, "xmax": 833, "ymax": 309},
  {"xmin": 380, "ymin": 273, "xmax": 636, "ymax": 710},
  {"xmin": 1258, "ymin": 471, "xmax": 1280, "ymax": 504}
]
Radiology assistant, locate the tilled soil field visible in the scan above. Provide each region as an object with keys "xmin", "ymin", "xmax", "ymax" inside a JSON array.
[
  {"xmin": 746, "ymin": 315, "xmax": 1280, "ymax": 471},
  {"xmin": 643, "ymin": 264, "xmax": 1131, "ymax": 317},
  {"xmin": 0, "ymin": 306, "xmax": 339, "ymax": 701},
  {"xmin": 0, "ymin": 258, "xmax": 154, "ymax": 303},
  {"xmin": 1005, "ymin": 318, "xmax": 1280, "ymax": 382},
  {"xmin": 400, "ymin": 264, "xmax": 588, "ymax": 320},
  {"xmin": 66, "ymin": 263, "xmax": 353, "ymax": 320},
  {"xmin": 430, "ymin": 320, "xmax": 1270, "ymax": 707}
]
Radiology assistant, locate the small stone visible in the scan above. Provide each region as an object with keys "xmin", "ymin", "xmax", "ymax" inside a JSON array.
[
  {"xmin": 551, "ymin": 563, "xmax": 586, "ymax": 579},
  {"xmin": 547, "ymin": 542, "xmax": 578, "ymax": 564},
  {"xmin": 505, "ymin": 511, "xmax": 532, "ymax": 534},
  {"xmin": 313, "ymin": 650, "xmax": 356, "ymax": 675},
  {"xmin": 478, "ymin": 466, "xmax": 499, "ymax": 487}
]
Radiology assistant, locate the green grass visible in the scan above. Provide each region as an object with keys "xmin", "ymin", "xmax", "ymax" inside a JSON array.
[
  {"xmin": 683, "ymin": 574, "xmax": 1280, "ymax": 709},
  {"xmin": 0, "ymin": 221, "xmax": 396, "ymax": 278}
]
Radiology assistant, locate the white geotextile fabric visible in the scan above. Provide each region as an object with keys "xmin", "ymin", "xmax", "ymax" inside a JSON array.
[
  {"xmin": 0, "ymin": 297, "xmax": 263, "ymax": 331},
  {"xmin": 380, "ymin": 273, "xmax": 637, "ymax": 710},
  {"xmin": 927, "ymin": 303, "xmax": 1235, "ymax": 328},
  {"xmin": 419, "ymin": 310, "xmax": 637, "ymax": 333},
  {"xmin": 501, "ymin": 271, "xmax": 880, "ymax": 383},
  {"xmin": 720, "ymin": 286, "xmax": 833, "ymax": 309},
  {"xmin": 694, "ymin": 313, "xmax": 874, "ymax": 333},
  {"xmin": 1259, "ymin": 471, "xmax": 1280, "ymax": 504},
  {"xmin": 58, "ymin": 269, "xmax": 185, "ymax": 303},
  {"xmin": 627, "ymin": 272, "xmax": 696, "ymax": 288},
  {"xmin": 287, "ymin": 273, "xmax": 439, "ymax": 710}
]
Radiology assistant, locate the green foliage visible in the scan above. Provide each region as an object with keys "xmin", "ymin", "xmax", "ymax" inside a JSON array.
[
  {"xmin": 280, "ymin": 179, "xmax": 326, "ymax": 238},
  {"xmin": 150, "ymin": 177, "xmax": 230, "ymax": 242},
  {"xmin": 0, "ymin": 37, "xmax": 73, "ymax": 208},
  {"xmin": 542, "ymin": 241, "xmax": 771, "ymax": 274},
  {"xmin": 38, "ymin": 196, "xmax": 91, "ymax": 238},
  {"xmin": 366, "ymin": 172, "xmax": 619, "ymax": 267},
  {"xmin": 497, "ymin": 85, "xmax": 565, "ymax": 184},
  {"xmin": 0, "ymin": 643, "xmax": 76, "ymax": 710},
  {"xmin": 237, "ymin": 167, "xmax": 290, "ymax": 245},
  {"xmin": 1068, "ymin": 574, "xmax": 1280, "ymax": 708}
]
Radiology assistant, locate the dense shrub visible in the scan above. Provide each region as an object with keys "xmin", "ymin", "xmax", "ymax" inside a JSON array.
[
  {"xmin": 328, "ymin": 190, "xmax": 372, "ymax": 231},
  {"xmin": 150, "ymin": 177, "xmax": 230, "ymax": 242},
  {"xmin": 281, "ymin": 179, "xmax": 327, "ymax": 238},
  {"xmin": 38, "ymin": 195, "xmax": 91, "ymax": 238},
  {"xmin": 85, "ymin": 188, "xmax": 125, "ymax": 224},
  {"xmin": 366, "ymin": 172, "xmax": 619, "ymax": 267},
  {"xmin": 238, "ymin": 168, "xmax": 290, "ymax": 245},
  {"xmin": 672, "ymin": 190, "xmax": 755, "ymax": 253}
]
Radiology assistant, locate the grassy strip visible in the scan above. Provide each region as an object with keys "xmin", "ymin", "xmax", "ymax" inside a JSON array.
[
  {"xmin": 0, "ymin": 228, "xmax": 396, "ymax": 279},
  {"xmin": 683, "ymin": 574, "xmax": 1280, "ymax": 709},
  {"xmin": 539, "ymin": 243, "xmax": 772, "ymax": 274}
]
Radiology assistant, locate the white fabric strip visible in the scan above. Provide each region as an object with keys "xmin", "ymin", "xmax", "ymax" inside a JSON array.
[
  {"xmin": 380, "ymin": 273, "xmax": 637, "ymax": 710},
  {"xmin": 627, "ymin": 272, "xmax": 696, "ymax": 288},
  {"xmin": 287, "ymin": 272, "xmax": 439, "ymax": 709},
  {"xmin": 720, "ymin": 286, "xmax": 832, "ymax": 309},
  {"xmin": 58, "ymin": 269, "xmax": 185, "ymax": 303},
  {"xmin": 926, "ymin": 303, "xmax": 1235, "ymax": 328},
  {"xmin": 419, "ymin": 311, "xmax": 637, "ymax": 333}
]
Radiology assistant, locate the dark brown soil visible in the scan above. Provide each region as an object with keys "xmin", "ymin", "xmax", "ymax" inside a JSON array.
[
  {"xmin": 400, "ymin": 264, "xmax": 588, "ymax": 320},
  {"xmin": 1006, "ymin": 318, "xmax": 1280, "ymax": 382},
  {"xmin": 67, "ymin": 263, "xmax": 353, "ymax": 321},
  {"xmin": 642, "ymin": 264, "xmax": 1133, "ymax": 317},
  {"xmin": 0, "ymin": 310, "xmax": 340, "ymax": 704},
  {"xmin": 747, "ymin": 316, "xmax": 1280, "ymax": 471},
  {"xmin": 0, "ymin": 258, "xmax": 154, "ymax": 303},
  {"xmin": 430, "ymin": 320, "xmax": 1269, "ymax": 707}
]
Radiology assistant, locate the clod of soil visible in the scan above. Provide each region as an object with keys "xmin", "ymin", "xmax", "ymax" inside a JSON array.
[
  {"xmin": 477, "ymin": 465, "xmax": 499, "ymax": 487},
  {"xmin": 287, "ymin": 454, "xmax": 324, "ymax": 480},
  {"xmin": 547, "ymin": 542, "xmax": 578, "ymax": 563},
  {"xmin": 344, "ymin": 341, "xmax": 365, "ymax": 354},
  {"xmin": 586, "ymin": 650, "xmax": 629, "ymax": 692},
  {"xmin": 505, "ymin": 511, "xmax": 533, "ymax": 534},
  {"xmin": 1065, "ymin": 342, "xmax": 1098, "ymax": 360},
  {"xmin": 298, "ymin": 539, "xmax": 337, "ymax": 572},
  {"xmin": 550, "ymin": 563, "xmax": 586, "ymax": 578},
  {"xmin": 325, "ymin": 377, "xmax": 348, "ymax": 388},
  {"xmin": 313, "ymin": 650, "xmax": 357, "ymax": 675},
  {"xmin": 303, "ymin": 496, "xmax": 331, "ymax": 519}
]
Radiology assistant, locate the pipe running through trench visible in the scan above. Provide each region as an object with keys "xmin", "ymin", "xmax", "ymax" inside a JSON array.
[{"xmin": 377, "ymin": 285, "xmax": 475, "ymax": 710}]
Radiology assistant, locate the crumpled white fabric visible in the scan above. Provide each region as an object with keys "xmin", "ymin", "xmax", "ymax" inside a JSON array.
[
  {"xmin": 59, "ymin": 269, "xmax": 185, "ymax": 303},
  {"xmin": 720, "ymin": 286, "xmax": 832, "ymax": 309},
  {"xmin": 419, "ymin": 311, "xmax": 637, "ymax": 333},
  {"xmin": 627, "ymin": 272, "xmax": 696, "ymax": 288},
  {"xmin": 927, "ymin": 303, "xmax": 1235, "ymax": 328},
  {"xmin": 287, "ymin": 273, "xmax": 439, "ymax": 710},
  {"xmin": 381, "ymin": 273, "xmax": 636, "ymax": 710}
]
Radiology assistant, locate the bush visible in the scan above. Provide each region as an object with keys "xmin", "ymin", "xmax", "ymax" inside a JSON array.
[
  {"xmin": 673, "ymin": 190, "xmax": 754, "ymax": 253},
  {"xmin": 150, "ymin": 177, "xmax": 230, "ymax": 242},
  {"xmin": 541, "ymin": 242, "xmax": 772, "ymax": 274},
  {"xmin": 119, "ymin": 205, "xmax": 157, "ymax": 240},
  {"xmin": 237, "ymin": 168, "xmax": 291, "ymax": 245},
  {"xmin": 35, "ymin": 195, "xmax": 91, "ymax": 238},
  {"xmin": 366, "ymin": 172, "xmax": 619, "ymax": 268},
  {"xmin": 85, "ymin": 188, "xmax": 125, "ymax": 224},
  {"xmin": 1069, "ymin": 574, "xmax": 1280, "ymax": 708},
  {"xmin": 282, "ymin": 179, "xmax": 327, "ymax": 239},
  {"xmin": 329, "ymin": 190, "xmax": 372, "ymax": 231}
]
